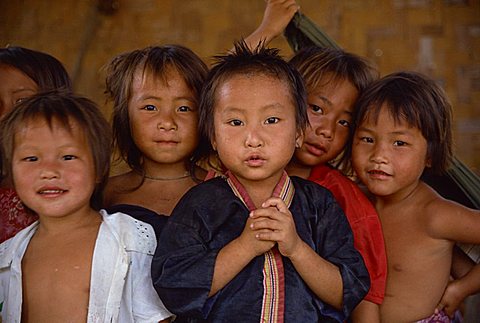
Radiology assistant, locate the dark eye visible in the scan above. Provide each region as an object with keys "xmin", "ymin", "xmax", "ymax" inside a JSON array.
[
  {"xmin": 178, "ymin": 105, "xmax": 192, "ymax": 112},
  {"xmin": 394, "ymin": 140, "xmax": 407, "ymax": 147},
  {"xmin": 23, "ymin": 156, "xmax": 38, "ymax": 162},
  {"xmin": 15, "ymin": 97, "xmax": 28, "ymax": 104},
  {"xmin": 360, "ymin": 136, "xmax": 373, "ymax": 143},
  {"xmin": 339, "ymin": 119, "xmax": 351, "ymax": 128},
  {"xmin": 143, "ymin": 104, "xmax": 157, "ymax": 111},
  {"xmin": 309, "ymin": 104, "xmax": 324, "ymax": 114},
  {"xmin": 228, "ymin": 119, "xmax": 243, "ymax": 126},
  {"xmin": 63, "ymin": 155, "xmax": 77, "ymax": 161},
  {"xmin": 265, "ymin": 117, "xmax": 279, "ymax": 124}
]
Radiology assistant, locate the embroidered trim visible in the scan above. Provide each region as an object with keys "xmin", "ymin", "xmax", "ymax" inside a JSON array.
[{"xmin": 225, "ymin": 171, "xmax": 294, "ymax": 323}]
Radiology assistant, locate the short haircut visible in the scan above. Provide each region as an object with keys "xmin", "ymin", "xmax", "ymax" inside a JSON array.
[
  {"xmin": 352, "ymin": 71, "xmax": 453, "ymax": 174},
  {"xmin": 104, "ymin": 45, "xmax": 208, "ymax": 175},
  {"xmin": 198, "ymin": 40, "xmax": 308, "ymax": 160},
  {"xmin": 289, "ymin": 46, "xmax": 378, "ymax": 98},
  {"xmin": 0, "ymin": 91, "xmax": 112, "ymax": 210},
  {"xmin": 0, "ymin": 46, "xmax": 72, "ymax": 91}
]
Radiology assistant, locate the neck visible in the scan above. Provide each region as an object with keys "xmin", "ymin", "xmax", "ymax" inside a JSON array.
[
  {"xmin": 228, "ymin": 171, "xmax": 285, "ymax": 209},
  {"xmin": 375, "ymin": 179, "xmax": 424, "ymax": 210},
  {"xmin": 142, "ymin": 159, "xmax": 191, "ymax": 181},
  {"xmin": 285, "ymin": 160, "xmax": 311, "ymax": 179},
  {"xmin": 37, "ymin": 207, "xmax": 101, "ymax": 236}
]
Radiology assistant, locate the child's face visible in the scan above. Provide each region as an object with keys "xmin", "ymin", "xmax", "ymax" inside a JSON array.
[
  {"xmin": 212, "ymin": 74, "xmax": 302, "ymax": 188},
  {"xmin": 128, "ymin": 68, "xmax": 199, "ymax": 169},
  {"xmin": 0, "ymin": 64, "xmax": 38, "ymax": 118},
  {"xmin": 12, "ymin": 117, "xmax": 97, "ymax": 218},
  {"xmin": 352, "ymin": 105, "xmax": 430, "ymax": 199},
  {"xmin": 294, "ymin": 77, "xmax": 358, "ymax": 166}
]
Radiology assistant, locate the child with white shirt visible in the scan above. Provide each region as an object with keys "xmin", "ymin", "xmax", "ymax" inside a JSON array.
[{"xmin": 0, "ymin": 91, "xmax": 172, "ymax": 322}]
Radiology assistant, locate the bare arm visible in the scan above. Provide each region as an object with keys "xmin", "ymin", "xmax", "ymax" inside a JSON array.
[
  {"xmin": 243, "ymin": 0, "xmax": 299, "ymax": 50},
  {"xmin": 350, "ymin": 300, "xmax": 381, "ymax": 323}
]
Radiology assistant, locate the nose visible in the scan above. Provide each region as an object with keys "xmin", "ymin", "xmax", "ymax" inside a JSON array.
[
  {"xmin": 157, "ymin": 110, "xmax": 177, "ymax": 131},
  {"xmin": 40, "ymin": 160, "xmax": 60, "ymax": 180},
  {"xmin": 245, "ymin": 124, "xmax": 263, "ymax": 148},
  {"xmin": 370, "ymin": 142, "xmax": 388, "ymax": 164},
  {"xmin": 315, "ymin": 117, "xmax": 334, "ymax": 140}
]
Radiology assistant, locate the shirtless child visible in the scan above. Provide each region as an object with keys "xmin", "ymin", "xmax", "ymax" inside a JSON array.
[
  {"xmin": 350, "ymin": 71, "xmax": 480, "ymax": 322},
  {"xmin": 0, "ymin": 91, "xmax": 172, "ymax": 322}
]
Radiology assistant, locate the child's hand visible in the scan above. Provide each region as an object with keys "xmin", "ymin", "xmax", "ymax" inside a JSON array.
[
  {"xmin": 249, "ymin": 197, "xmax": 302, "ymax": 257},
  {"xmin": 436, "ymin": 279, "xmax": 465, "ymax": 318},
  {"xmin": 258, "ymin": 0, "xmax": 300, "ymax": 39},
  {"xmin": 237, "ymin": 216, "xmax": 276, "ymax": 257}
]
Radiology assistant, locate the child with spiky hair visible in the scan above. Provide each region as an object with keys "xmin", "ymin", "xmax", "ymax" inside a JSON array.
[{"xmin": 152, "ymin": 41, "xmax": 369, "ymax": 322}]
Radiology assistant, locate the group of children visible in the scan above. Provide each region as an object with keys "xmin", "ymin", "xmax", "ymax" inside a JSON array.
[{"xmin": 1, "ymin": 0, "xmax": 480, "ymax": 322}]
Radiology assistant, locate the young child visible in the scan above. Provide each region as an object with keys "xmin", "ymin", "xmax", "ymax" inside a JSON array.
[
  {"xmin": 244, "ymin": 2, "xmax": 387, "ymax": 320},
  {"xmin": 0, "ymin": 46, "xmax": 73, "ymax": 243},
  {"xmin": 151, "ymin": 41, "xmax": 370, "ymax": 322},
  {"xmin": 286, "ymin": 47, "xmax": 386, "ymax": 322},
  {"xmin": 103, "ymin": 45, "xmax": 209, "ymax": 236},
  {"xmin": 0, "ymin": 91, "xmax": 172, "ymax": 322},
  {"xmin": 349, "ymin": 71, "xmax": 480, "ymax": 322}
]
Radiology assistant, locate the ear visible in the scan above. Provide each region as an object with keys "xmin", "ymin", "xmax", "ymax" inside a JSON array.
[
  {"xmin": 425, "ymin": 157, "xmax": 432, "ymax": 168},
  {"xmin": 211, "ymin": 137, "xmax": 217, "ymax": 151},
  {"xmin": 295, "ymin": 130, "xmax": 304, "ymax": 149}
]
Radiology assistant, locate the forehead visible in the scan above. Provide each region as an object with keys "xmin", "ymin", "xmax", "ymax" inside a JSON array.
[
  {"xmin": 15, "ymin": 116, "xmax": 84, "ymax": 139},
  {"xmin": 0, "ymin": 64, "xmax": 37, "ymax": 88},
  {"xmin": 215, "ymin": 73, "xmax": 293, "ymax": 107},
  {"xmin": 131, "ymin": 66, "xmax": 189, "ymax": 91}
]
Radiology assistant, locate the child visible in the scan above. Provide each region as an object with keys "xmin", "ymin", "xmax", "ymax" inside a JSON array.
[
  {"xmin": 103, "ymin": 45, "xmax": 209, "ymax": 236},
  {"xmin": 245, "ymin": 2, "xmax": 387, "ymax": 320},
  {"xmin": 286, "ymin": 47, "xmax": 386, "ymax": 321},
  {"xmin": 151, "ymin": 41, "xmax": 370, "ymax": 322},
  {"xmin": 349, "ymin": 71, "xmax": 480, "ymax": 322},
  {"xmin": 0, "ymin": 46, "xmax": 73, "ymax": 243},
  {"xmin": 0, "ymin": 91, "xmax": 172, "ymax": 322}
]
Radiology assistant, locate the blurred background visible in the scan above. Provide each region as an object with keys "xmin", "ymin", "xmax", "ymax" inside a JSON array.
[{"xmin": 1, "ymin": 0, "xmax": 479, "ymax": 174}]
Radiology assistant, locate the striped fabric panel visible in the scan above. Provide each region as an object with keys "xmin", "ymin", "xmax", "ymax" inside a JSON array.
[{"xmin": 225, "ymin": 171, "xmax": 294, "ymax": 323}]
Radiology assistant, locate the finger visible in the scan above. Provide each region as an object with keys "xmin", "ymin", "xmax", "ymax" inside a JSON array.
[
  {"xmin": 251, "ymin": 218, "xmax": 280, "ymax": 231},
  {"xmin": 250, "ymin": 207, "xmax": 281, "ymax": 219},
  {"xmin": 261, "ymin": 197, "xmax": 289, "ymax": 213},
  {"xmin": 256, "ymin": 230, "xmax": 281, "ymax": 242}
]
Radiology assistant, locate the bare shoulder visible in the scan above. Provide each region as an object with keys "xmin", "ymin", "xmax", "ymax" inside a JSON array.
[{"xmin": 422, "ymin": 182, "xmax": 480, "ymax": 242}]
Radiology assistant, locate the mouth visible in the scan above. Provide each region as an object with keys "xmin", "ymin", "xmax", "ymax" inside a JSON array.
[
  {"xmin": 367, "ymin": 169, "xmax": 391, "ymax": 178},
  {"xmin": 38, "ymin": 188, "xmax": 67, "ymax": 196},
  {"xmin": 245, "ymin": 154, "xmax": 266, "ymax": 167},
  {"xmin": 155, "ymin": 140, "xmax": 179, "ymax": 145},
  {"xmin": 304, "ymin": 142, "xmax": 328, "ymax": 156}
]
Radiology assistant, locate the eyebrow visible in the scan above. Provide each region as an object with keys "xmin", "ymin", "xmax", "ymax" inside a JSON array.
[
  {"xmin": 357, "ymin": 125, "xmax": 414, "ymax": 136},
  {"xmin": 12, "ymin": 88, "xmax": 36, "ymax": 95},
  {"xmin": 135, "ymin": 94, "xmax": 196, "ymax": 102},
  {"xmin": 314, "ymin": 94, "xmax": 353, "ymax": 116},
  {"xmin": 221, "ymin": 103, "xmax": 287, "ymax": 113}
]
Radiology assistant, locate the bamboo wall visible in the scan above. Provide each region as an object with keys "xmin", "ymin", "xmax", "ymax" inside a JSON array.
[{"xmin": 1, "ymin": 0, "xmax": 479, "ymax": 174}]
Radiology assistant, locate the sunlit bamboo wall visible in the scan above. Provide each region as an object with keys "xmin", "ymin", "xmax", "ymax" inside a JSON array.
[{"xmin": 1, "ymin": 0, "xmax": 479, "ymax": 173}]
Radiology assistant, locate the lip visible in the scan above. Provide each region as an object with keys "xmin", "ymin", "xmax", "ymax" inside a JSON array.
[
  {"xmin": 37, "ymin": 186, "xmax": 67, "ymax": 197},
  {"xmin": 304, "ymin": 142, "xmax": 328, "ymax": 157},
  {"xmin": 154, "ymin": 140, "xmax": 179, "ymax": 146},
  {"xmin": 367, "ymin": 169, "xmax": 392, "ymax": 179},
  {"xmin": 244, "ymin": 154, "xmax": 266, "ymax": 167}
]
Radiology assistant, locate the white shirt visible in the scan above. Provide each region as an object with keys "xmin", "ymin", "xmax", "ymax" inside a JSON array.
[{"xmin": 0, "ymin": 210, "xmax": 173, "ymax": 323}]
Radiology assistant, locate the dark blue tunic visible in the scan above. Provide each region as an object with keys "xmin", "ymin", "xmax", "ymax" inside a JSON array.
[{"xmin": 152, "ymin": 176, "xmax": 369, "ymax": 322}]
